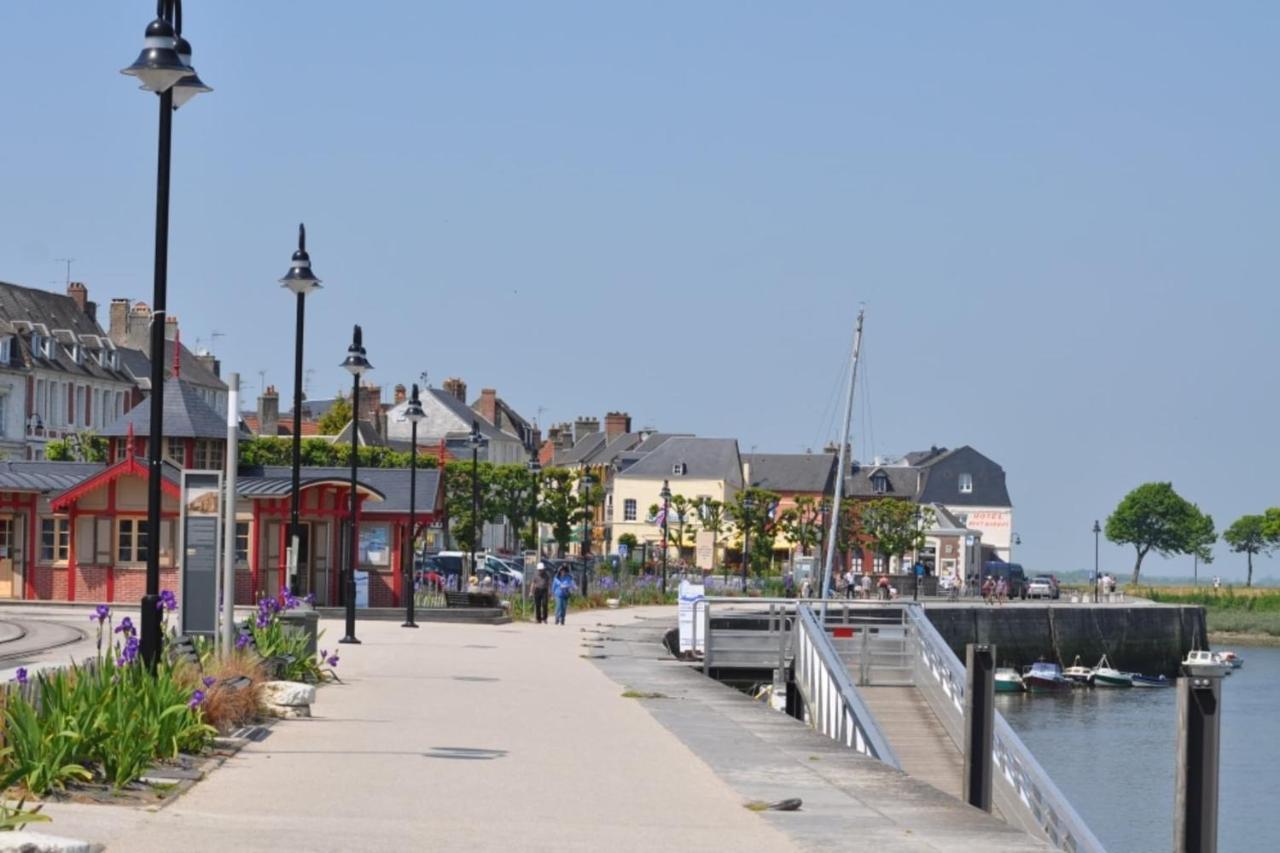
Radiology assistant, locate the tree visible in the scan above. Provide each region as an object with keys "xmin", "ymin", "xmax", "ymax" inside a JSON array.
[
  {"xmin": 491, "ymin": 464, "xmax": 536, "ymax": 552},
  {"xmin": 694, "ymin": 497, "xmax": 726, "ymax": 574},
  {"xmin": 442, "ymin": 460, "xmax": 499, "ymax": 556},
  {"xmin": 727, "ymin": 487, "xmax": 780, "ymax": 576},
  {"xmin": 537, "ymin": 467, "xmax": 580, "ymax": 557},
  {"xmin": 1187, "ymin": 507, "xmax": 1216, "ymax": 572},
  {"xmin": 666, "ymin": 494, "xmax": 696, "ymax": 562},
  {"xmin": 857, "ymin": 499, "xmax": 933, "ymax": 570},
  {"xmin": 46, "ymin": 432, "xmax": 107, "ymax": 463},
  {"xmin": 315, "ymin": 395, "xmax": 353, "ymax": 436},
  {"xmin": 1105, "ymin": 482, "xmax": 1201, "ymax": 584},
  {"xmin": 778, "ymin": 496, "xmax": 822, "ymax": 557},
  {"xmin": 1223, "ymin": 515, "xmax": 1273, "ymax": 588}
]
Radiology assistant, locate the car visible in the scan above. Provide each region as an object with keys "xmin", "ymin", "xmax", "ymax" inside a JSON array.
[
  {"xmin": 983, "ymin": 561, "xmax": 1029, "ymax": 599},
  {"xmin": 1026, "ymin": 575, "xmax": 1059, "ymax": 600},
  {"xmin": 479, "ymin": 555, "xmax": 523, "ymax": 587}
]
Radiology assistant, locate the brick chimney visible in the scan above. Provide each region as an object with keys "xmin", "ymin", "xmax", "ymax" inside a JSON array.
[
  {"xmin": 195, "ymin": 352, "xmax": 220, "ymax": 378},
  {"xmin": 66, "ymin": 282, "xmax": 88, "ymax": 314},
  {"xmin": 393, "ymin": 384, "xmax": 407, "ymax": 405},
  {"xmin": 359, "ymin": 383, "xmax": 383, "ymax": 433},
  {"xmin": 548, "ymin": 423, "xmax": 574, "ymax": 451},
  {"xmin": 604, "ymin": 411, "xmax": 631, "ymax": 438},
  {"xmin": 164, "ymin": 315, "xmax": 179, "ymax": 342},
  {"xmin": 442, "ymin": 377, "xmax": 467, "ymax": 403},
  {"xmin": 573, "ymin": 416, "xmax": 600, "ymax": 443},
  {"xmin": 258, "ymin": 386, "xmax": 280, "ymax": 436},
  {"xmin": 108, "ymin": 299, "xmax": 130, "ymax": 345},
  {"xmin": 477, "ymin": 388, "xmax": 497, "ymax": 424}
]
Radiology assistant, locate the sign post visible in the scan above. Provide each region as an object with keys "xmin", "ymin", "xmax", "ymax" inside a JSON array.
[{"xmin": 180, "ymin": 470, "xmax": 223, "ymax": 637}]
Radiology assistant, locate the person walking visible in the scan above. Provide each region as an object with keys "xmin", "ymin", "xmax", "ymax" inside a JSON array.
[
  {"xmin": 531, "ymin": 564, "xmax": 551, "ymax": 624},
  {"xmin": 995, "ymin": 576, "xmax": 1008, "ymax": 606},
  {"xmin": 981, "ymin": 575, "xmax": 995, "ymax": 605},
  {"xmin": 844, "ymin": 568, "xmax": 856, "ymax": 599},
  {"xmin": 551, "ymin": 566, "xmax": 574, "ymax": 625},
  {"xmin": 861, "ymin": 572, "xmax": 871, "ymax": 600}
]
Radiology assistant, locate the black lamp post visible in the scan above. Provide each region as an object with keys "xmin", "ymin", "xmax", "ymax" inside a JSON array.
[
  {"xmin": 913, "ymin": 505, "xmax": 923, "ymax": 601},
  {"xmin": 579, "ymin": 473, "xmax": 595, "ymax": 597},
  {"xmin": 339, "ymin": 325, "xmax": 372, "ymax": 645},
  {"xmin": 527, "ymin": 455, "xmax": 541, "ymax": 561},
  {"xmin": 741, "ymin": 494, "xmax": 757, "ymax": 595},
  {"xmin": 121, "ymin": 0, "xmax": 211, "ymax": 671},
  {"xmin": 1092, "ymin": 520, "xmax": 1101, "ymax": 604},
  {"xmin": 401, "ymin": 384, "xmax": 425, "ymax": 628},
  {"xmin": 280, "ymin": 224, "xmax": 321, "ymax": 599},
  {"xmin": 468, "ymin": 420, "xmax": 485, "ymax": 584},
  {"xmin": 659, "ymin": 480, "xmax": 671, "ymax": 595}
]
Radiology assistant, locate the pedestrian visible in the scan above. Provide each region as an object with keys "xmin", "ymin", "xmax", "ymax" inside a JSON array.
[
  {"xmin": 1213, "ymin": 575, "xmax": 1221, "ymax": 591},
  {"xmin": 860, "ymin": 572, "xmax": 871, "ymax": 600},
  {"xmin": 877, "ymin": 575, "xmax": 890, "ymax": 601},
  {"xmin": 551, "ymin": 566, "xmax": 574, "ymax": 625},
  {"xmin": 981, "ymin": 575, "xmax": 995, "ymax": 605},
  {"xmin": 800, "ymin": 577, "xmax": 813, "ymax": 599},
  {"xmin": 531, "ymin": 564, "xmax": 550, "ymax": 624},
  {"xmin": 783, "ymin": 571, "xmax": 796, "ymax": 598},
  {"xmin": 466, "ymin": 575, "xmax": 480, "ymax": 594},
  {"xmin": 844, "ymin": 569, "xmax": 856, "ymax": 599},
  {"xmin": 995, "ymin": 576, "xmax": 1008, "ymax": 606}
]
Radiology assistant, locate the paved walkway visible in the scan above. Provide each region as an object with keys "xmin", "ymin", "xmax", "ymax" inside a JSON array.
[{"xmin": 38, "ymin": 608, "xmax": 798, "ymax": 853}]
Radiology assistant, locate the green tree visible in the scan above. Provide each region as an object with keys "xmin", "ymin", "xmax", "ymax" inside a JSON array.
[
  {"xmin": 315, "ymin": 395, "xmax": 353, "ymax": 436},
  {"xmin": 778, "ymin": 496, "xmax": 822, "ymax": 557},
  {"xmin": 46, "ymin": 432, "xmax": 108, "ymax": 463},
  {"xmin": 1105, "ymin": 482, "xmax": 1201, "ymax": 584},
  {"xmin": 1223, "ymin": 514, "xmax": 1273, "ymax": 588},
  {"xmin": 666, "ymin": 494, "xmax": 696, "ymax": 562},
  {"xmin": 442, "ymin": 460, "xmax": 498, "ymax": 555},
  {"xmin": 1187, "ymin": 507, "xmax": 1216, "ymax": 572},
  {"xmin": 537, "ymin": 467, "xmax": 580, "ymax": 557},
  {"xmin": 694, "ymin": 497, "xmax": 726, "ymax": 574},
  {"xmin": 491, "ymin": 464, "xmax": 536, "ymax": 552},
  {"xmin": 857, "ymin": 499, "xmax": 933, "ymax": 570},
  {"xmin": 727, "ymin": 487, "xmax": 780, "ymax": 576}
]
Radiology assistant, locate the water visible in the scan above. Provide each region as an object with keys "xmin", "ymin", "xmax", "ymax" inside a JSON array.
[{"xmin": 999, "ymin": 646, "xmax": 1280, "ymax": 853}]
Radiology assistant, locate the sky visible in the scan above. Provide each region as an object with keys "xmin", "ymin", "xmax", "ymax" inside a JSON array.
[{"xmin": 1, "ymin": 2, "xmax": 1276, "ymax": 581}]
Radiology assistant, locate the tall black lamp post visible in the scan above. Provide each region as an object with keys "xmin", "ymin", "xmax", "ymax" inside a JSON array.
[
  {"xmin": 527, "ymin": 455, "xmax": 541, "ymax": 563},
  {"xmin": 659, "ymin": 480, "xmax": 671, "ymax": 595},
  {"xmin": 402, "ymin": 384, "xmax": 425, "ymax": 628},
  {"xmin": 913, "ymin": 505, "xmax": 923, "ymax": 602},
  {"xmin": 1092, "ymin": 520, "xmax": 1101, "ymax": 604},
  {"xmin": 339, "ymin": 325, "xmax": 372, "ymax": 645},
  {"xmin": 121, "ymin": 0, "xmax": 211, "ymax": 670},
  {"xmin": 280, "ymin": 224, "xmax": 321, "ymax": 598},
  {"xmin": 579, "ymin": 474, "xmax": 595, "ymax": 597},
  {"xmin": 741, "ymin": 494, "xmax": 757, "ymax": 595},
  {"xmin": 468, "ymin": 420, "xmax": 485, "ymax": 583}
]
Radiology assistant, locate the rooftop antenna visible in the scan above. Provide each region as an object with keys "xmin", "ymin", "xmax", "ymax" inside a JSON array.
[
  {"xmin": 54, "ymin": 258, "xmax": 74, "ymax": 286},
  {"xmin": 258, "ymin": 369, "xmax": 267, "ymax": 397},
  {"xmin": 209, "ymin": 329, "xmax": 224, "ymax": 352},
  {"xmin": 304, "ymin": 368, "xmax": 316, "ymax": 397},
  {"xmin": 419, "ymin": 371, "xmax": 429, "ymax": 389}
]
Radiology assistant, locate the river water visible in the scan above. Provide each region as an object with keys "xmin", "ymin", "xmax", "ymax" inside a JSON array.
[{"xmin": 998, "ymin": 645, "xmax": 1278, "ymax": 853}]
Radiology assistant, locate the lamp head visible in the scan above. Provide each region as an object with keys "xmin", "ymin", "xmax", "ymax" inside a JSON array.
[
  {"xmin": 340, "ymin": 324, "xmax": 372, "ymax": 376},
  {"xmin": 280, "ymin": 223, "xmax": 322, "ymax": 294},
  {"xmin": 121, "ymin": 18, "xmax": 189, "ymax": 93},
  {"xmin": 404, "ymin": 383, "xmax": 425, "ymax": 424}
]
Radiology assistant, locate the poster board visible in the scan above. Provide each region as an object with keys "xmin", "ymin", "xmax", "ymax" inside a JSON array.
[
  {"xmin": 677, "ymin": 579, "xmax": 706, "ymax": 654},
  {"xmin": 180, "ymin": 470, "xmax": 223, "ymax": 637},
  {"xmin": 695, "ymin": 530, "xmax": 715, "ymax": 571}
]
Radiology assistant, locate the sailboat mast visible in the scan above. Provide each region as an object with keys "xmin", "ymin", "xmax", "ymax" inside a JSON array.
[{"xmin": 820, "ymin": 309, "xmax": 864, "ymax": 620}]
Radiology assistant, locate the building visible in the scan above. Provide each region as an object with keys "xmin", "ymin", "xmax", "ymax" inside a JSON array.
[
  {"xmin": 385, "ymin": 378, "xmax": 527, "ymax": 465},
  {"xmin": 471, "ymin": 387, "xmax": 540, "ymax": 455},
  {"xmin": 743, "ymin": 452, "xmax": 837, "ymax": 560},
  {"xmin": 107, "ymin": 297, "xmax": 227, "ymax": 416}
]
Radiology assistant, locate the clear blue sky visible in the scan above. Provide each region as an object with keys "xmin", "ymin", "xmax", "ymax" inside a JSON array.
[{"xmin": 1, "ymin": 2, "xmax": 1276, "ymax": 581}]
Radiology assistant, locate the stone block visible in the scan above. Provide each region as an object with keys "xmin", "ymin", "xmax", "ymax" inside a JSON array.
[
  {"xmin": 265, "ymin": 703, "xmax": 311, "ymax": 719},
  {"xmin": 0, "ymin": 831, "xmax": 95, "ymax": 853},
  {"xmin": 260, "ymin": 680, "xmax": 317, "ymax": 707}
]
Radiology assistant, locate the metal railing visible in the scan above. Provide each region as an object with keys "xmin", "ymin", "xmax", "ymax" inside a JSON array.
[
  {"xmin": 699, "ymin": 597, "xmax": 796, "ymax": 672},
  {"xmin": 792, "ymin": 604, "xmax": 901, "ymax": 767},
  {"xmin": 905, "ymin": 606, "xmax": 1106, "ymax": 853}
]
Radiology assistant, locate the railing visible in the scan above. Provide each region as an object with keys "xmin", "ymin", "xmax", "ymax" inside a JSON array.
[
  {"xmin": 699, "ymin": 597, "xmax": 796, "ymax": 672},
  {"xmin": 905, "ymin": 606, "xmax": 1106, "ymax": 853},
  {"xmin": 792, "ymin": 604, "xmax": 901, "ymax": 768}
]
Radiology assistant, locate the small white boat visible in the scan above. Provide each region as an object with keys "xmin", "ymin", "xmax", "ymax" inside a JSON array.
[
  {"xmin": 1092, "ymin": 655, "xmax": 1134, "ymax": 688},
  {"xmin": 1062, "ymin": 655, "xmax": 1094, "ymax": 686},
  {"xmin": 1182, "ymin": 650, "xmax": 1233, "ymax": 678},
  {"xmin": 995, "ymin": 667, "xmax": 1025, "ymax": 693},
  {"xmin": 1219, "ymin": 650, "xmax": 1244, "ymax": 669}
]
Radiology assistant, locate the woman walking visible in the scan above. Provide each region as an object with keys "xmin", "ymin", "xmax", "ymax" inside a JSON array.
[
  {"xmin": 552, "ymin": 566, "xmax": 575, "ymax": 625},
  {"xmin": 531, "ymin": 563, "xmax": 550, "ymax": 624}
]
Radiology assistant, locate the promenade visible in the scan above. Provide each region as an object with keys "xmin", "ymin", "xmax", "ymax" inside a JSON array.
[{"xmin": 33, "ymin": 606, "xmax": 1045, "ymax": 852}]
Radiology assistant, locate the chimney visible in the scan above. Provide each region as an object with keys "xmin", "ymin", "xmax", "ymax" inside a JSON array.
[
  {"xmin": 550, "ymin": 422, "xmax": 574, "ymax": 451},
  {"xmin": 195, "ymin": 352, "xmax": 220, "ymax": 378},
  {"xmin": 442, "ymin": 377, "xmax": 467, "ymax": 403},
  {"xmin": 259, "ymin": 385, "xmax": 280, "ymax": 437},
  {"xmin": 108, "ymin": 299, "xmax": 130, "ymax": 344},
  {"xmin": 394, "ymin": 384, "xmax": 407, "ymax": 405},
  {"xmin": 67, "ymin": 282, "xmax": 88, "ymax": 315},
  {"xmin": 477, "ymin": 388, "xmax": 497, "ymax": 425},
  {"xmin": 604, "ymin": 411, "xmax": 631, "ymax": 438},
  {"xmin": 359, "ymin": 383, "xmax": 383, "ymax": 428},
  {"xmin": 573, "ymin": 416, "xmax": 600, "ymax": 444},
  {"xmin": 164, "ymin": 315, "xmax": 179, "ymax": 342}
]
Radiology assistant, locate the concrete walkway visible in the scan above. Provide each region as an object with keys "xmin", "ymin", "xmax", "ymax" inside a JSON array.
[{"xmin": 38, "ymin": 608, "xmax": 799, "ymax": 853}]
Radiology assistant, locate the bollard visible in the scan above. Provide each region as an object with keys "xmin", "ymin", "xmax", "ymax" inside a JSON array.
[
  {"xmin": 964, "ymin": 643, "xmax": 995, "ymax": 812},
  {"xmin": 1175, "ymin": 674, "xmax": 1222, "ymax": 853}
]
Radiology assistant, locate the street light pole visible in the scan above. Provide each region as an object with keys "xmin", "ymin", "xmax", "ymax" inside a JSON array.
[
  {"xmin": 402, "ymin": 384, "xmax": 425, "ymax": 628},
  {"xmin": 121, "ymin": 1, "xmax": 211, "ymax": 671},
  {"xmin": 1093, "ymin": 520, "xmax": 1101, "ymax": 604},
  {"xmin": 339, "ymin": 326, "xmax": 372, "ymax": 645},
  {"xmin": 580, "ymin": 474, "xmax": 594, "ymax": 597},
  {"xmin": 527, "ymin": 455, "xmax": 541, "ymax": 563},
  {"xmin": 469, "ymin": 420, "xmax": 483, "ymax": 584},
  {"xmin": 280, "ymin": 224, "xmax": 321, "ymax": 599},
  {"xmin": 659, "ymin": 480, "xmax": 671, "ymax": 595},
  {"xmin": 742, "ymin": 495, "xmax": 756, "ymax": 595}
]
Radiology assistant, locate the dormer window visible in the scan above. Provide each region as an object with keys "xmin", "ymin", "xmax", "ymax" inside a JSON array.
[
  {"xmin": 872, "ymin": 473, "xmax": 889, "ymax": 494},
  {"xmin": 959, "ymin": 473, "xmax": 973, "ymax": 494},
  {"xmin": 672, "ymin": 462, "xmax": 687, "ymax": 476},
  {"xmin": 68, "ymin": 344, "xmax": 81, "ymax": 364},
  {"xmin": 31, "ymin": 334, "xmax": 44, "ymax": 358},
  {"xmin": 97, "ymin": 350, "xmax": 108, "ymax": 368},
  {"xmin": 0, "ymin": 337, "xmax": 10, "ymax": 364}
]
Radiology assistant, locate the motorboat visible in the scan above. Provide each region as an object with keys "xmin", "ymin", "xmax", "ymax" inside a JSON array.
[
  {"xmin": 1219, "ymin": 650, "xmax": 1244, "ymax": 669},
  {"xmin": 1182, "ymin": 650, "xmax": 1233, "ymax": 678},
  {"xmin": 1132, "ymin": 674, "xmax": 1174, "ymax": 688},
  {"xmin": 1092, "ymin": 655, "xmax": 1134, "ymax": 688},
  {"xmin": 1022, "ymin": 660, "xmax": 1072, "ymax": 693},
  {"xmin": 1062, "ymin": 655, "xmax": 1095, "ymax": 686},
  {"xmin": 995, "ymin": 667, "xmax": 1025, "ymax": 693}
]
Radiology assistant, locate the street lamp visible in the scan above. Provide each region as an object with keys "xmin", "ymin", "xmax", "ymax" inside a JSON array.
[
  {"xmin": 122, "ymin": 0, "xmax": 211, "ymax": 671},
  {"xmin": 339, "ymin": 325, "xmax": 372, "ymax": 645},
  {"xmin": 468, "ymin": 420, "xmax": 485, "ymax": 585},
  {"xmin": 579, "ymin": 473, "xmax": 595, "ymax": 597},
  {"xmin": 1092, "ymin": 520, "xmax": 1101, "ymax": 604},
  {"xmin": 527, "ymin": 455, "xmax": 541, "ymax": 563},
  {"xmin": 401, "ymin": 384, "xmax": 425, "ymax": 629},
  {"xmin": 659, "ymin": 480, "xmax": 671, "ymax": 595},
  {"xmin": 280, "ymin": 224, "xmax": 321, "ymax": 599},
  {"xmin": 741, "ymin": 494, "xmax": 757, "ymax": 595},
  {"xmin": 913, "ymin": 505, "xmax": 923, "ymax": 601}
]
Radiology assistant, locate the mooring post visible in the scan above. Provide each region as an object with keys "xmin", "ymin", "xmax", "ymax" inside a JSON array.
[
  {"xmin": 963, "ymin": 643, "xmax": 995, "ymax": 812},
  {"xmin": 1175, "ymin": 674, "xmax": 1222, "ymax": 853}
]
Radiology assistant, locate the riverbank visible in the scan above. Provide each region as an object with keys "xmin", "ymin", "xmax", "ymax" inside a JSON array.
[{"xmin": 1140, "ymin": 587, "xmax": 1280, "ymax": 641}]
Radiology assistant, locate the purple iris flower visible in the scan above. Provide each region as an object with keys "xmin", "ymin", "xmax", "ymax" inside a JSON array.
[
  {"xmin": 158, "ymin": 589, "xmax": 178, "ymax": 611},
  {"xmin": 202, "ymin": 676, "xmax": 216, "ymax": 688},
  {"xmin": 235, "ymin": 631, "xmax": 251, "ymax": 650},
  {"xmin": 13, "ymin": 667, "xmax": 28, "ymax": 685},
  {"xmin": 91, "ymin": 604, "xmax": 110, "ymax": 623},
  {"xmin": 326, "ymin": 653, "xmax": 339, "ymax": 667},
  {"xmin": 188, "ymin": 690, "xmax": 205, "ymax": 708},
  {"xmin": 114, "ymin": 616, "xmax": 135, "ymax": 637},
  {"xmin": 117, "ymin": 635, "xmax": 140, "ymax": 666}
]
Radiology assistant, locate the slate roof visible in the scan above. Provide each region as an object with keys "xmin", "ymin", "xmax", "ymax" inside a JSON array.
[
  {"xmin": 845, "ymin": 463, "xmax": 922, "ymax": 499},
  {"xmin": 0, "ymin": 461, "xmax": 104, "ymax": 493},
  {"xmin": 744, "ymin": 453, "xmax": 836, "ymax": 494},
  {"xmin": 842, "ymin": 446, "xmax": 1011, "ymax": 507},
  {"xmin": 100, "ymin": 376, "xmax": 229, "ymax": 439},
  {"xmin": 592, "ymin": 433, "xmax": 646, "ymax": 468},
  {"xmin": 253, "ymin": 465, "xmax": 441, "ymax": 514},
  {"xmin": 333, "ymin": 420, "xmax": 384, "ymax": 447},
  {"xmin": 552, "ymin": 431, "xmax": 607, "ymax": 466},
  {"xmin": 0, "ymin": 281, "xmax": 133, "ymax": 383},
  {"xmin": 617, "ymin": 437, "xmax": 743, "ymax": 485},
  {"xmin": 116, "ymin": 340, "xmax": 225, "ymax": 392}
]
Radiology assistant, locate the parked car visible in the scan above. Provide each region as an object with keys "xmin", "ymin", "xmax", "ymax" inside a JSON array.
[
  {"xmin": 423, "ymin": 551, "xmax": 470, "ymax": 583},
  {"xmin": 478, "ymin": 555, "xmax": 523, "ymax": 587},
  {"xmin": 983, "ymin": 561, "xmax": 1028, "ymax": 599},
  {"xmin": 1026, "ymin": 575, "xmax": 1060, "ymax": 600}
]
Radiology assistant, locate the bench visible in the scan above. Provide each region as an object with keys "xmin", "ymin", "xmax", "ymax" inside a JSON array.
[{"xmin": 445, "ymin": 591, "xmax": 500, "ymax": 608}]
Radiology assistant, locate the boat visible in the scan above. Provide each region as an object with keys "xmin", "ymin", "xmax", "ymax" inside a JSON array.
[
  {"xmin": 1219, "ymin": 650, "xmax": 1244, "ymax": 669},
  {"xmin": 1022, "ymin": 660, "xmax": 1072, "ymax": 693},
  {"xmin": 1062, "ymin": 655, "xmax": 1095, "ymax": 686},
  {"xmin": 1182, "ymin": 650, "xmax": 1233, "ymax": 678},
  {"xmin": 1092, "ymin": 655, "xmax": 1134, "ymax": 688},
  {"xmin": 1132, "ymin": 674, "xmax": 1174, "ymax": 688},
  {"xmin": 995, "ymin": 667, "xmax": 1025, "ymax": 693}
]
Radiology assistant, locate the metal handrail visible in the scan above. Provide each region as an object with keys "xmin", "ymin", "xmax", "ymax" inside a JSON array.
[
  {"xmin": 905, "ymin": 606, "xmax": 1106, "ymax": 853},
  {"xmin": 792, "ymin": 604, "xmax": 901, "ymax": 768}
]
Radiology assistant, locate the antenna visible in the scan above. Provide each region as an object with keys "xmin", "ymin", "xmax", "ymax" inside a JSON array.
[
  {"xmin": 258, "ymin": 370, "xmax": 267, "ymax": 396},
  {"xmin": 419, "ymin": 371, "xmax": 429, "ymax": 389},
  {"xmin": 304, "ymin": 368, "xmax": 316, "ymax": 396},
  {"xmin": 54, "ymin": 258, "xmax": 74, "ymax": 286},
  {"xmin": 209, "ymin": 330, "xmax": 224, "ymax": 351}
]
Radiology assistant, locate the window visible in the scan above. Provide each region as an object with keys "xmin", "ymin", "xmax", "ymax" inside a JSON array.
[
  {"xmin": 872, "ymin": 473, "xmax": 888, "ymax": 494},
  {"xmin": 605, "ymin": 493, "xmax": 613, "ymax": 519},
  {"xmin": 873, "ymin": 553, "xmax": 885, "ymax": 573},
  {"xmin": 623, "ymin": 499, "xmax": 637, "ymax": 521},
  {"xmin": 165, "ymin": 437, "xmax": 186, "ymax": 465},
  {"xmin": 959, "ymin": 473, "xmax": 973, "ymax": 494},
  {"xmin": 118, "ymin": 519, "xmax": 150, "ymax": 563},
  {"xmin": 40, "ymin": 518, "xmax": 70, "ymax": 562},
  {"xmin": 235, "ymin": 521, "xmax": 250, "ymax": 565},
  {"xmin": 672, "ymin": 462, "xmax": 687, "ymax": 476},
  {"xmin": 0, "ymin": 337, "xmax": 10, "ymax": 363},
  {"xmin": 851, "ymin": 553, "xmax": 863, "ymax": 573},
  {"xmin": 31, "ymin": 334, "xmax": 43, "ymax": 359},
  {"xmin": 194, "ymin": 439, "xmax": 224, "ymax": 471}
]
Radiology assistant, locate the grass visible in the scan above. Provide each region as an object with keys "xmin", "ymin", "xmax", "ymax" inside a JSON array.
[
  {"xmin": 1138, "ymin": 587, "xmax": 1280, "ymax": 639},
  {"xmin": 1206, "ymin": 610, "xmax": 1280, "ymax": 638},
  {"xmin": 621, "ymin": 690, "xmax": 669, "ymax": 699}
]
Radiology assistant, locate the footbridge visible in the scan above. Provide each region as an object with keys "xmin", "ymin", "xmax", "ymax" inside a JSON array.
[{"xmin": 695, "ymin": 598, "xmax": 1105, "ymax": 853}]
